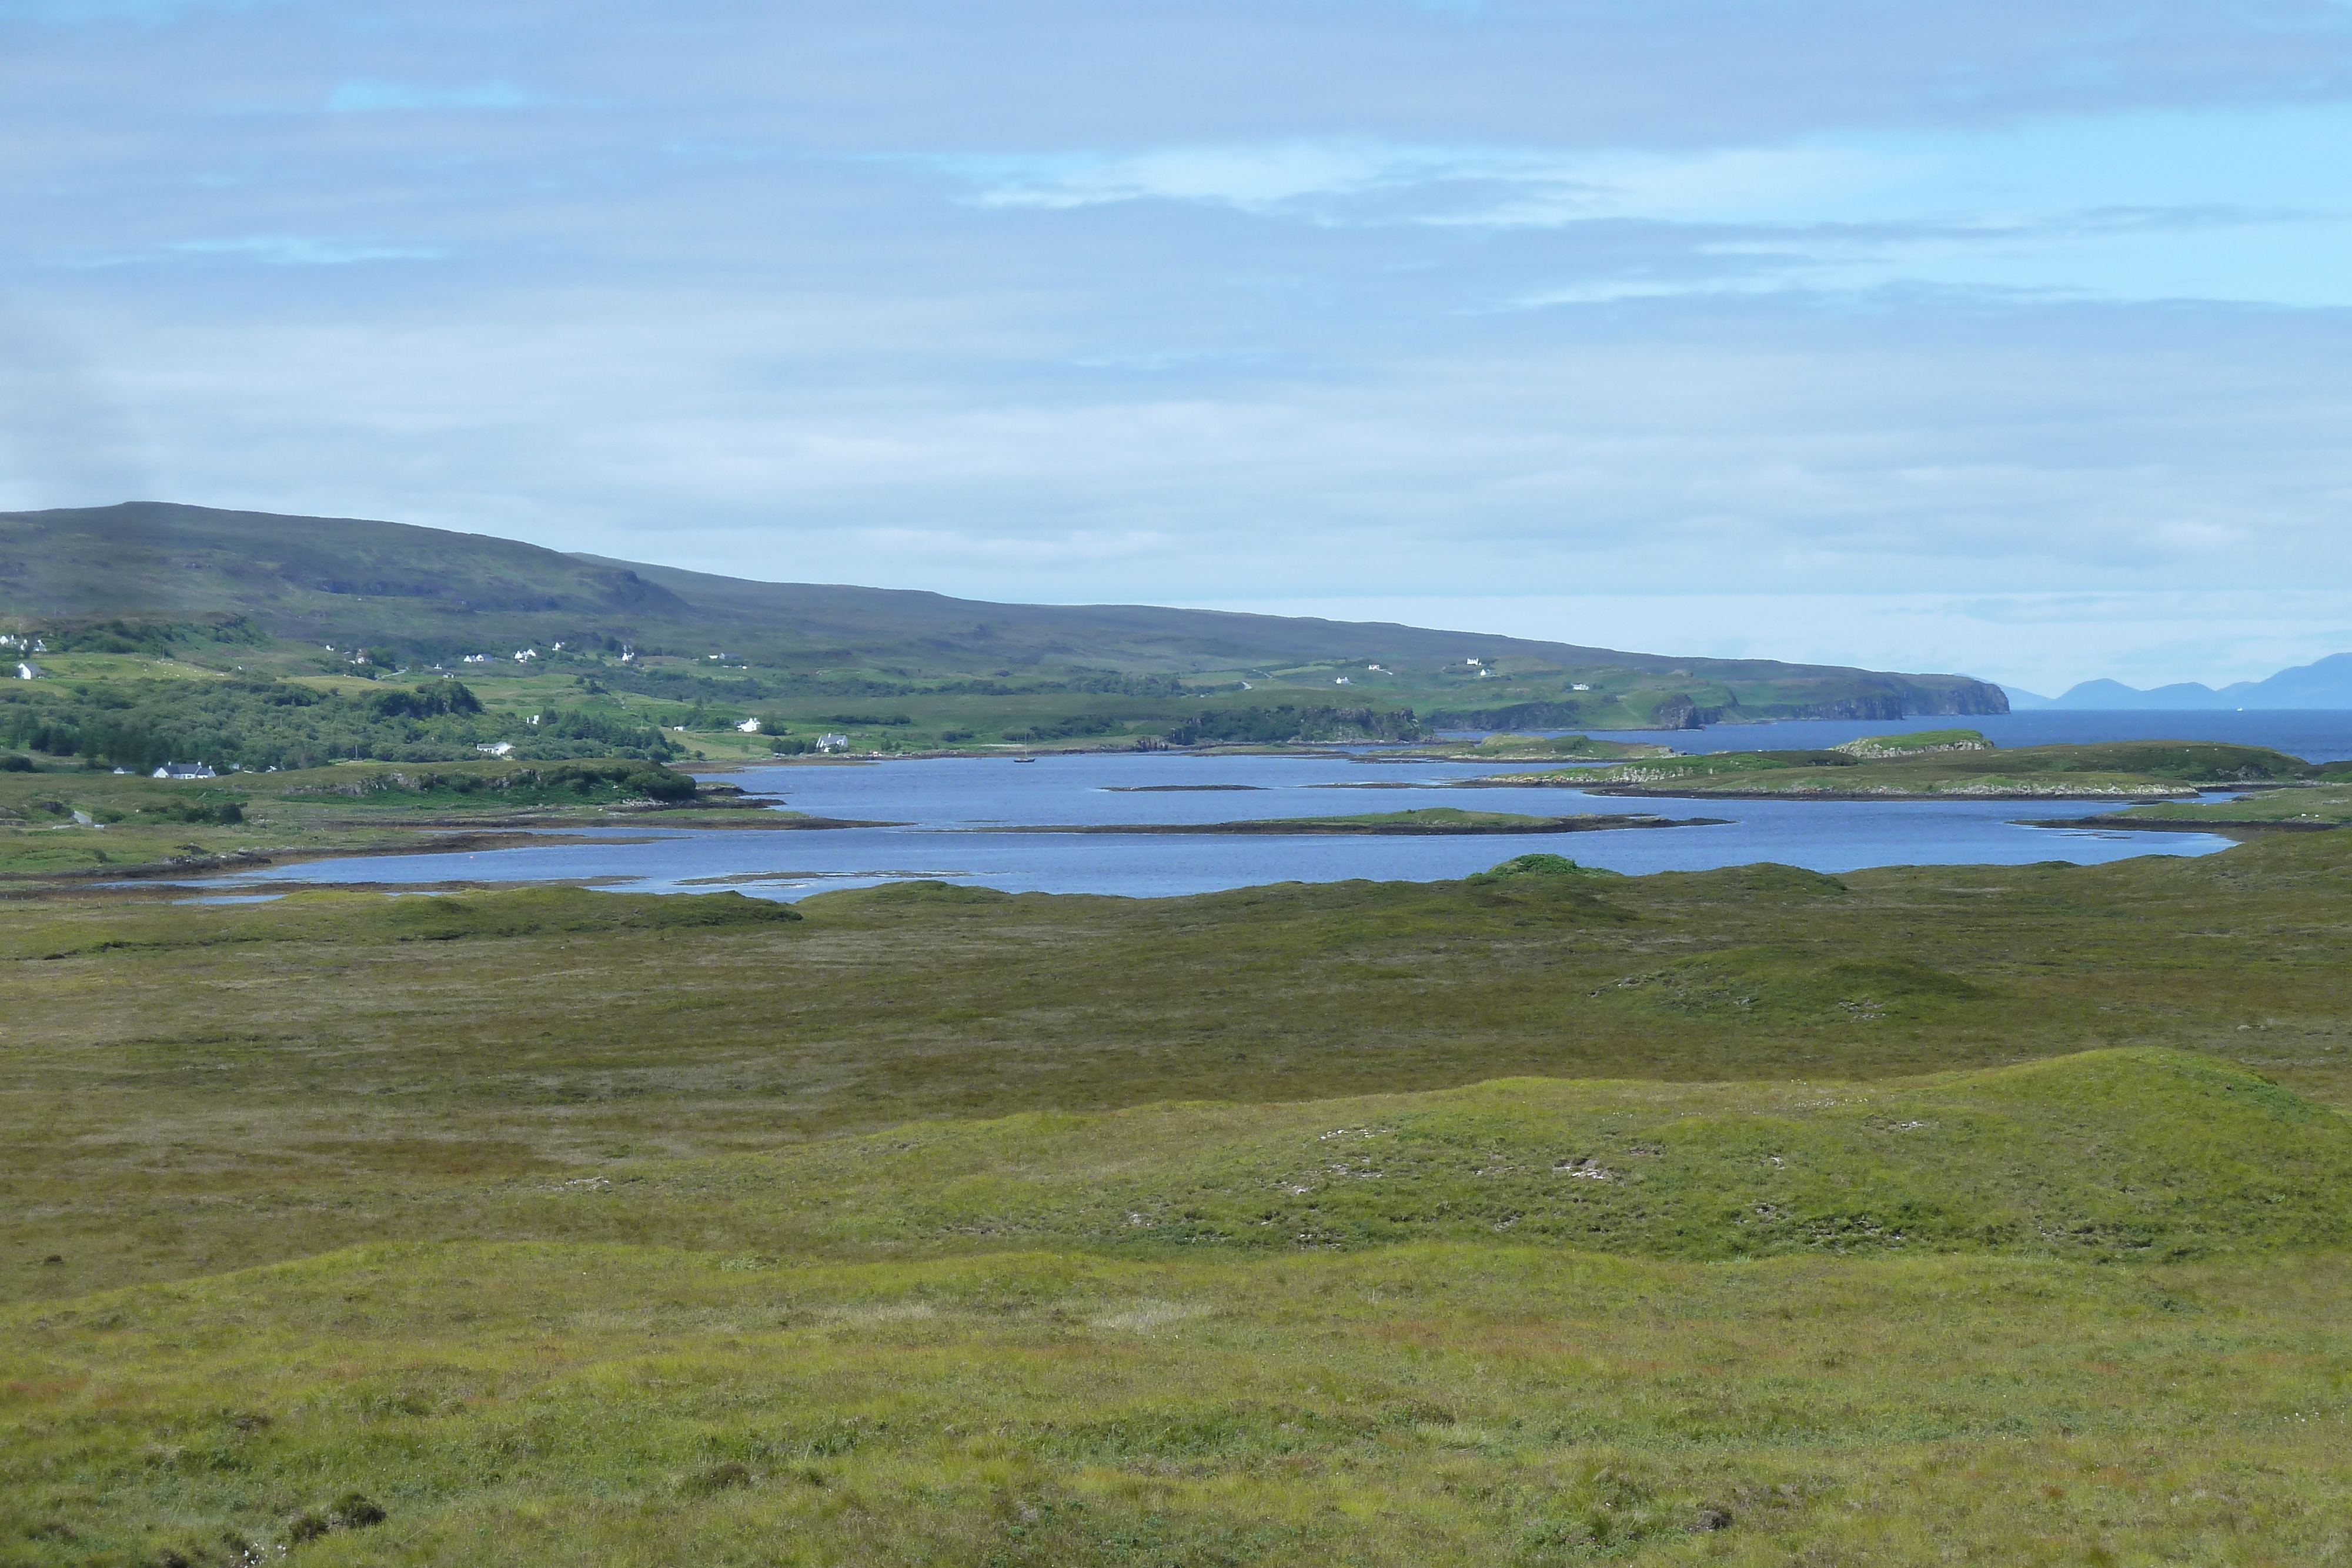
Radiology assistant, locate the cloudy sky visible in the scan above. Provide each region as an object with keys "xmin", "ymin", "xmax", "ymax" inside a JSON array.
[{"xmin": 5, "ymin": 1, "xmax": 2350, "ymax": 693}]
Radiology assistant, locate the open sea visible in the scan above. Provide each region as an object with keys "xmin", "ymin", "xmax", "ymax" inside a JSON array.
[{"xmin": 173, "ymin": 710, "xmax": 2352, "ymax": 903}]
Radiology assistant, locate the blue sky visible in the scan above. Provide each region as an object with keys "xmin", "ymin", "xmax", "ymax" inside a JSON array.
[{"xmin": 4, "ymin": 1, "xmax": 2351, "ymax": 691}]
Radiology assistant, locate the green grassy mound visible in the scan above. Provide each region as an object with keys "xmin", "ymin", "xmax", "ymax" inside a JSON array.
[
  {"xmin": 1464, "ymin": 852, "xmax": 1625, "ymax": 882},
  {"xmin": 1602, "ymin": 944, "xmax": 1992, "ymax": 1023},
  {"xmin": 2112, "ymin": 783, "xmax": 2352, "ymax": 830},
  {"xmin": 1447, "ymin": 733, "xmax": 1675, "ymax": 759},
  {"xmin": 1832, "ymin": 727, "xmax": 1992, "ymax": 757},
  {"xmin": 607, "ymin": 1049, "xmax": 2350, "ymax": 1265}
]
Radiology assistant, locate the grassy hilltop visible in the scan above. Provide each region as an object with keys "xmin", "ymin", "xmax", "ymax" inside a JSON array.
[
  {"xmin": 6, "ymin": 831, "xmax": 2352, "ymax": 1560},
  {"xmin": 1, "ymin": 503, "xmax": 2004, "ymax": 764}
]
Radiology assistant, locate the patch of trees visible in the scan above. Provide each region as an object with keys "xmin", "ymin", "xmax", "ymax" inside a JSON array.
[
  {"xmin": 369, "ymin": 681, "xmax": 485, "ymax": 719},
  {"xmin": 307, "ymin": 761, "xmax": 697, "ymax": 804},
  {"xmin": 0, "ymin": 680, "xmax": 677, "ymax": 771},
  {"xmin": 1057, "ymin": 671, "xmax": 1191, "ymax": 697},
  {"xmin": 1004, "ymin": 714, "xmax": 1124, "ymax": 742},
  {"xmin": 28, "ymin": 615, "xmax": 269, "ymax": 654},
  {"xmin": 1163, "ymin": 706, "xmax": 1428, "ymax": 745},
  {"xmin": 130, "ymin": 797, "xmax": 247, "ymax": 825},
  {"xmin": 533, "ymin": 709, "xmax": 674, "ymax": 752}
]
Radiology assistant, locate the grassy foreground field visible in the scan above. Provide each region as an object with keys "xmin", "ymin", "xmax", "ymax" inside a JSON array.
[
  {"xmin": 6, "ymin": 834, "xmax": 2352, "ymax": 1562},
  {"xmin": 10, "ymin": 1239, "xmax": 2352, "ymax": 1566}
]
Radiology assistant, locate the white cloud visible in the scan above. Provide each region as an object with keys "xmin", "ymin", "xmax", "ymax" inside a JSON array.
[
  {"xmin": 1189, "ymin": 591, "xmax": 2352, "ymax": 695},
  {"xmin": 924, "ymin": 106, "xmax": 2352, "ymax": 306},
  {"xmin": 850, "ymin": 527, "xmax": 1175, "ymax": 566},
  {"xmin": 324, "ymin": 79, "xmax": 540, "ymax": 113},
  {"xmin": 161, "ymin": 236, "xmax": 449, "ymax": 265},
  {"xmin": 9, "ymin": 0, "xmax": 2352, "ymax": 686}
]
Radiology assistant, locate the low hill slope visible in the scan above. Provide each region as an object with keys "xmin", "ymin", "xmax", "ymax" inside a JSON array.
[
  {"xmin": 584, "ymin": 1049, "xmax": 2351, "ymax": 1264},
  {"xmin": 1, "ymin": 504, "xmax": 2006, "ymax": 721}
]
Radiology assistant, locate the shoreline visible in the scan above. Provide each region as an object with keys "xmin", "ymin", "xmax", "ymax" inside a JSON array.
[
  {"xmin": 0, "ymin": 807, "xmax": 904, "ymax": 893},
  {"xmin": 2016, "ymin": 815, "xmax": 2340, "ymax": 835}
]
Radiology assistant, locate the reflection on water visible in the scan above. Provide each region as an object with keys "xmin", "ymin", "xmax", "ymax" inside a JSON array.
[{"xmin": 183, "ymin": 747, "xmax": 2244, "ymax": 902}]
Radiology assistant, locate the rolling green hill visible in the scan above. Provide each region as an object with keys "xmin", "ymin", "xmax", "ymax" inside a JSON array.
[{"xmin": 1, "ymin": 504, "xmax": 2005, "ymax": 758}]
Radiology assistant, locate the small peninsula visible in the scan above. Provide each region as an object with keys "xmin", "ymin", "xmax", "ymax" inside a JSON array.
[
  {"xmin": 978, "ymin": 807, "xmax": 1728, "ymax": 835},
  {"xmin": 1463, "ymin": 733, "xmax": 2317, "ymax": 801}
]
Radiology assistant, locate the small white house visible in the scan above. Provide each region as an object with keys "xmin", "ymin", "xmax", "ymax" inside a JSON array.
[
  {"xmin": 475, "ymin": 741, "xmax": 515, "ymax": 758},
  {"xmin": 152, "ymin": 761, "xmax": 216, "ymax": 780},
  {"xmin": 736, "ymin": 718, "xmax": 761, "ymax": 734},
  {"xmin": 1465, "ymin": 658, "xmax": 1482, "ymax": 666},
  {"xmin": 14, "ymin": 661, "xmax": 40, "ymax": 681},
  {"xmin": 816, "ymin": 733, "xmax": 850, "ymax": 752},
  {"xmin": 514, "ymin": 648, "xmax": 537, "ymax": 663},
  {"xmin": 1572, "ymin": 683, "xmax": 1592, "ymax": 691},
  {"xmin": 1334, "ymin": 676, "xmax": 1351, "ymax": 686}
]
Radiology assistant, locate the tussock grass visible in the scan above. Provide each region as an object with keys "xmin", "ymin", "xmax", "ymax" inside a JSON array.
[
  {"xmin": 11, "ymin": 836, "xmax": 2352, "ymax": 1302},
  {"xmin": 6, "ymin": 1241, "xmax": 2351, "ymax": 1564},
  {"xmin": 625, "ymin": 1048, "xmax": 2352, "ymax": 1262},
  {"xmin": 8, "ymin": 835, "xmax": 2352, "ymax": 1559}
]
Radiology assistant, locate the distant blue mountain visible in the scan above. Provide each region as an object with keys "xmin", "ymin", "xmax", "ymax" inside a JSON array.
[{"xmin": 2003, "ymin": 653, "xmax": 2352, "ymax": 711}]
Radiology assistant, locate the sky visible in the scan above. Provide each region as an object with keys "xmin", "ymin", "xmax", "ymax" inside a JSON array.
[{"xmin": 4, "ymin": 1, "xmax": 2351, "ymax": 694}]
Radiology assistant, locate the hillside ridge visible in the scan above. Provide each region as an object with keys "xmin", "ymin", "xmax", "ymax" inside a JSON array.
[{"xmin": 2, "ymin": 503, "xmax": 2004, "ymax": 718}]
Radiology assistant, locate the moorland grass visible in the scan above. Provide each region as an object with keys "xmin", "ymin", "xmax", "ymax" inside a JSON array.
[
  {"xmin": 9, "ymin": 835, "xmax": 2352, "ymax": 1301},
  {"xmin": 6, "ymin": 834, "xmax": 2352, "ymax": 1561},
  {"xmin": 6, "ymin": 1240, "xmax": 2351, "ymax": 1565}
]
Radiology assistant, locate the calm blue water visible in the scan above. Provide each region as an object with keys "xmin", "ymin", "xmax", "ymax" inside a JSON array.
[
  {"xmin": 182, "ymin": 752, "xmax": 2257, "ymax": 904},
  {"xmin": 174, "ymin": 710, "xmax": 2349, "ymax": 902}
]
